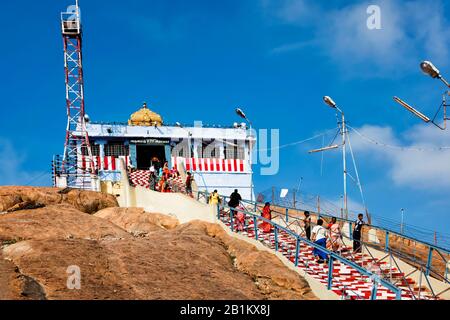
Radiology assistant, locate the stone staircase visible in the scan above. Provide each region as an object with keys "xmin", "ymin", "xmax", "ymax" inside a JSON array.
[
  {"xmin": 220, "ymin": 210, "xmax": 438, "ymax": 300},
  {"xmin": 129, "ymin": 170, "xmax": 186, "ymax": 193}
]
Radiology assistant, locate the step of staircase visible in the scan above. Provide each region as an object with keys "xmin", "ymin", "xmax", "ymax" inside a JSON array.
[{"xmin": 220, "ymin": 212, "xmax": 438, "ymax": 300}]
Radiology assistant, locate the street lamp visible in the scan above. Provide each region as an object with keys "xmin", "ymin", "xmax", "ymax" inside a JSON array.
[
  {"xmin": 420, "ymin": 60, "xmax": 450, "ymax": 88},
  {"xmin": 235, "ymin": 107, "xmax": 254, "ymax": 202},
  {"xmin": 323, "ymin": 96, "xmax": 337, "ymax": 109},
  {"xmin": 393, "ymin": 60, "xmax": 449, "ymax": 130},
  {"xmin": 311, "ymin": 96, "xmax": 349, "ymax": 219},
  {"xmin": 420, "ymin": 61, "xmax": 441, "ymax": 79}
]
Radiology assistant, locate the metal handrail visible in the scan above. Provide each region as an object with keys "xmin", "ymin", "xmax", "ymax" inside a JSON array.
[
  {"xmin": 280, "ymin": 212, "xmax": 450, "ymax": 288},
  {"xmin": 199, "ymin": 191, "xmax": 450, "ymax": 282},
  {"xmin": 216, "ymin": 201, "xmax": 402, "ymax": 300},
  {"xmin": 213, "ymin": 192, "xmax": 450, "ymax": 253}
]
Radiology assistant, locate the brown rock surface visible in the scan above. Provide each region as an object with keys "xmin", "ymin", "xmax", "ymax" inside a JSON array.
[
  {"xmin": 0, "ymin": 186, "xmax": 118, "ymax": 214},
  {"xmin": 0, "ymin": 187, "xmax": 316, "ymax": 300},
  {"xmin": 94, "ymin": 207, "xmax": 180, "ymax": 236},
  {"xmin": 0, "ymin": 252, "xmax": 22, "ymax": 300},
  {"xmin": 0, "ymin": 204, "xmax": 131, "ymax": 243}
]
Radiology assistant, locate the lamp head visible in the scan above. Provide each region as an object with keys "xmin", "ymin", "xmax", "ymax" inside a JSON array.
[
  {"xmin": 175, "ymin": 121, "xmax": 182, "ymax": 127},
  {"xmin": 236, "ymin": 108, "xmax": 247, "ymax": 119},
  {"xmin": 323, "ymin": 96, "xmax": 337, "ymax": 108},
  {"xmin": 420, "ymin": 61, "xmax": 441, "ymax": 79}
]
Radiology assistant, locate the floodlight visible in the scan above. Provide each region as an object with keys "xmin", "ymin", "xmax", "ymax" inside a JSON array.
[
  {"xmin": 308, "ymin": 144, "xmax": 340, "ymax": 154},
  {"xmin": 393, "ymin": 96, "xmax": 431, "ymax": 123}
]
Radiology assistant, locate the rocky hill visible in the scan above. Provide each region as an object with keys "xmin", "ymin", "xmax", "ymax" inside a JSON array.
[{"xmin": 0, "ymin": 187, "xmax": 316, "ymax": 300}]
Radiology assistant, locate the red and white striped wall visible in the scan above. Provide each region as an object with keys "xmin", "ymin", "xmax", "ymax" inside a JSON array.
[
  {"xmin": 172, "ymin": 157, "xmax": 246, "ymax": 173},
  {"xmin": 80, "ymin": 156, "xmax": 130, "ymax": 171}
]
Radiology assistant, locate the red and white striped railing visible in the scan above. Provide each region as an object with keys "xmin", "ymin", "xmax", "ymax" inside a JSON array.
[
  {"xmin": 79, "ymin": 155, "xmax": 247, "ymax": 173},
  {"xmin": 172, "ymin": 157, "xmax": 246, "ymax": 173}
]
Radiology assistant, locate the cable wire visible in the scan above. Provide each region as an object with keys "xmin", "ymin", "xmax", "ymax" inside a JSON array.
[
  {"xmin": 348, "ymin": 125, "xmax": 450, "ymax": 152},
  {"xmin": 257, "ymin": 128, "xmax": 337, "ymax": 152}
]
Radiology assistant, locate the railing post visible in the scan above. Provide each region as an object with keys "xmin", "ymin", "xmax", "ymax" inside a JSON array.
[
  {"xmin": 254, "ymin": 216, "xmax": 258, "ymax": 241},
  {"xmin": 349, "ymin": 222, "xmax": 353, "ymax": 241},
  {"xmin": 426, "ymin": 247, "xmax": 433, "ymax": 276},
  {"xmin": 285, "ymin": 208, "xmax": 289, "ymax": 223},
  {"xmin": 254, "ymin": 202, "xmax": 257, "ymax": 212},
  {"xmin": 327, "ymin": 256, "xmax": 334, "ymax": 290},
  {"xmin": 274, "ymin": 226, "xmax": 279, "ymax": 252},
  {"xmin": 230, "ymin": 209, "xmax": 234, "ymax": 232},
  {"xmin": 446, "ymin": 261, "xmax": 450, "ymax": 281},
  {"xmin": 385, "ymin": 231, "xmax": 390, "ymax": 252},
  {"xmin": 295, "ymin": 237, "xmax": 300, "ymax": 267},
  {"xmin": 244, "ymin": 213, "xmax": 248, "ymax": 230},
  {"xmin": 370, "ymin": 278, "xmax": 378, "ymax": 300},
  {"xmin": 395, "ymin": 288, "xmax": 402, "ymax": 300}
]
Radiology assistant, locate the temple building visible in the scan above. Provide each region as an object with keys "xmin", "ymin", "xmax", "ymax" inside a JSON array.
[{"xmin": 53, "ymin": 102, "xmax": 255, "ymax": 200}]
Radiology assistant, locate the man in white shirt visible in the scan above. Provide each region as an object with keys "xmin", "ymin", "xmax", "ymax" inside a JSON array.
[{"xmin": 311, "ymin": 218, "xmax": 328, "ymax": 263}]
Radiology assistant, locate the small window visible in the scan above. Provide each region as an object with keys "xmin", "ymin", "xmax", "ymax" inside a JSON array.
[
  {"xmin": 82, "ymin": 144, "xmax": 100, "ymax": 156},
  {"xmin": 105, "ymin": 143, "xmax": 129, "ymax": 157},
  {"xmin": 171, "ymin": 139, "xmax": 191, "ymax": 158},
  {"xmin": 224, "ymin": 140, "xmax": 245, "ymax": 160},
  {"xmin": 198, "ymin": 139, "xmax": 220, "ymax": 159}
]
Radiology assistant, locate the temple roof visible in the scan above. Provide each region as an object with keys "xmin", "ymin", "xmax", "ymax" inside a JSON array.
[{"xmin": 128, "ymin": 102, "xmax": 163, "ymax": 127}]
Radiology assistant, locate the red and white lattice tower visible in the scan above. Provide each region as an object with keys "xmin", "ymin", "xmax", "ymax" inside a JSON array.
[{"xmin": 60, "ymin": 1, "xmax": 95, "ymax": 188}]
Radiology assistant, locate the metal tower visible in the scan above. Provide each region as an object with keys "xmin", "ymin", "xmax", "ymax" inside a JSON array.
[{"xmin": 60, "ymin": 1, "xmax": 94, "ymax": 188}]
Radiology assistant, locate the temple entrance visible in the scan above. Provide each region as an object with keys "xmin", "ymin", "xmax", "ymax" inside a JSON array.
[{"xmin": 136, "ymin": 145, "xmax": 166, "ymax": 170}]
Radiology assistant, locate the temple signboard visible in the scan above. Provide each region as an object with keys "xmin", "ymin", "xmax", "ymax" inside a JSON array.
[{"xmin": 130, "ymin": 138, "xmax": 170, "ymax": 145}]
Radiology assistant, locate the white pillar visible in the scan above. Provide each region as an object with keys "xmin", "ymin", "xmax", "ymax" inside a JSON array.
[{"xmin": 99, "ymin": 142, "xmax": 105, "ymax": 170}]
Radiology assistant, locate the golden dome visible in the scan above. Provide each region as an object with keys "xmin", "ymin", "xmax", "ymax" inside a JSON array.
[{"xmin": 128, "ymin": 102, "xmax": 163, "ymax": 127}]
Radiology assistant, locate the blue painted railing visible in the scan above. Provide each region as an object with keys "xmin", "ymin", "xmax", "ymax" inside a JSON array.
[
  {"xmin": 210, "ymin": 198, "xmax": 402, "ymax": 300},
  {"xmin": 198, "ymin": 191, "xmax": 450, "ymax": 284}
]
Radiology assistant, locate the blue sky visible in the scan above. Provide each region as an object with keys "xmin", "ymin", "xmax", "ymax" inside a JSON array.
[{"xmin": 1, "ymin": 0, "xmax": 450, "ymax": 235}]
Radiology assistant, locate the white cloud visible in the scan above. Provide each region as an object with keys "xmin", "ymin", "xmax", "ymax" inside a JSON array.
[
  {"xmin": 0, "ymin": 138, "xmax": 49, "ymax": 186},
  {"xmin": 262, "ymin": 0, "xmax": 450, "ymax": 77},
  {"xmin": 349, "ymin": 124, "xmax": 450, "ymax": 189}
]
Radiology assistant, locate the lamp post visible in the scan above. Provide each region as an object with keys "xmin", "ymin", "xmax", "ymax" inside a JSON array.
[
  {"xmin": 322, "ymin": 96, "xmax": 349, "ymax": 220},
  {"xmin": 236, "ymin": 107, "xmax": 254, "ymax": 202}
]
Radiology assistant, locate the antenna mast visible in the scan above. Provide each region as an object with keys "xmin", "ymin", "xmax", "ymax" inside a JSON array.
[{"xmin": 60, "ymin": 1, "xmax": 95, "ymax": 188}]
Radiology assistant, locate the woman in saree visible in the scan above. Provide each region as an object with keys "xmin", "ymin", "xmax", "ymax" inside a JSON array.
[
  {"xmin": 260, "ymin": 202, "xmax": 272, "ymax": 233},
  {"xmin": 328, "ymin": 217, "xmax": 343, "ymax": 252}
]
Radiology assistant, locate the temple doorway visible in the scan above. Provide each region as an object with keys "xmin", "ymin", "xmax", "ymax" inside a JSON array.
[{"xmin": 136, "ymin": 145, "xmax": 166, "ymax": 170}]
